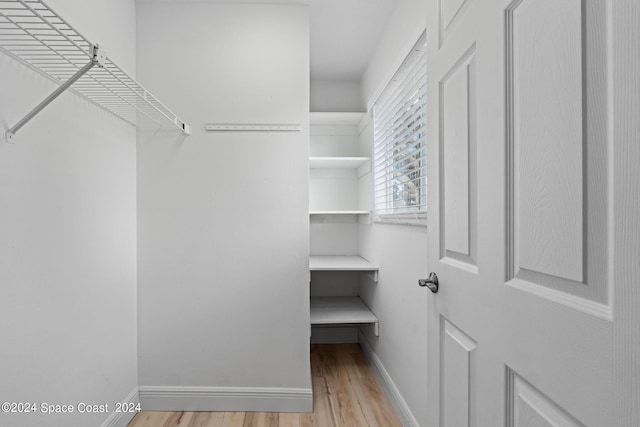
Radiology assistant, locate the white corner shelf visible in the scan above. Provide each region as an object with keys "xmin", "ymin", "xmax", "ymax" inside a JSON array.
[
  {"xmin": 309, "ymin": 255, "xmax": 378, "ymax": 271},
  {"xmin": 309, "ymin": 211, "xmax": 372, "ymax": 226},
  {"xmin": 310, "ymin": 255, "xmax": 378, "ymax": 282},
  {"xmin": 0, "ymin": 0, "xmax": 190, "ymax": 142},
  {"xmin": 309, "ymin": 111, "xmax": 377, "ymax": 340},
  {"xmin": 310, "ymin": 297, "xmax": 379, "ymax": 336}
]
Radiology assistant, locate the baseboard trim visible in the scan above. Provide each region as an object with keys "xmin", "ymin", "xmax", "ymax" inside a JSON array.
[
  {"xmin": 138, "ymin": 386, "xmax": 313, "ymax": 413},
  {"xmin": 359, "ymin": 334, "xmax": 420, "ymax": 427},
  {"xmin": 101, "ymin": 387, "xmax": 139, "ymax": 427}
]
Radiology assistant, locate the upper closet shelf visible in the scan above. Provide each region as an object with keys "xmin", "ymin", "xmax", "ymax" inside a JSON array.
[
  {"xmin": 0, "ymin": 0, "xmax": 191, "ymax": 143},
  {"xmin": 310, "ymin": 255, "xmax": 378, "ymax": 271}
]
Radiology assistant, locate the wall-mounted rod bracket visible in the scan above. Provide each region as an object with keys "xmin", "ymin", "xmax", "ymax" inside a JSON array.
[{"xmin": 5, "ymin": 44, "xmax": 106, "ymax": 144}]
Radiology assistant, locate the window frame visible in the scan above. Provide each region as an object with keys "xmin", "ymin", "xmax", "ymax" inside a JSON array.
[{"xmin": 372, "ymin": 32, "xmax": 428, "ymax": 226}]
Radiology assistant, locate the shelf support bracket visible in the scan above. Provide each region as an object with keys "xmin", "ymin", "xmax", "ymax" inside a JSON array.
[
  {"xmin": 5, "ymin": 44, "xmax": 106, "ymax": 143},
  {"xmin": 366, "ymin": 270, "xmax": 379, "ymax": 283}
]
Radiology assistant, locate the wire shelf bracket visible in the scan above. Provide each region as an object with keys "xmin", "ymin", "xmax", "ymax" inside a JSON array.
[{"xmin": 0, "ymin": 0, "xmax": 191, "ymax": 143}]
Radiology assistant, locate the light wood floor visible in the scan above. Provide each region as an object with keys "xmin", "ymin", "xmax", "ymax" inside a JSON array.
[{"xmin": 128, "ymin": 343, "xmax": 401, "ymax": 427}]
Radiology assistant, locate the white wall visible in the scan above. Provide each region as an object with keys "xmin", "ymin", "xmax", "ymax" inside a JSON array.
[
  {"xmin": 0, "ymin": 1, "xmax": 138, "ymax": 426},
  {"xmin": 360, "ymin": 0, "xmax": 427, "ymax": 109},
  {"xmin": 358, "ymin": 222, "xmax": 429, "ymax": 425},
  {"xmin": 136, "ymin": 2, "xmax": 312, "ymax": 411},
  {"xmin": 310, "ymin": 80, "xmax": 364, "ymax": 112},
  {"xmin": 357, "ymin": 1, "xmax": 429, "ymax": 425}
]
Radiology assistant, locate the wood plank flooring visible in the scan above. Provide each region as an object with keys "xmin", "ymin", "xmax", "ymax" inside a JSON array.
[{"xmin": 128, "ymin": 343, "xmax": 401, "ymax": 427}]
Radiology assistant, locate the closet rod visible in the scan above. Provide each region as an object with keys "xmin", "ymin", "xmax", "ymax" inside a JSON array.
[{"xmin": 5, "ymin": 44, "xmax": 104, "ymax": 143}]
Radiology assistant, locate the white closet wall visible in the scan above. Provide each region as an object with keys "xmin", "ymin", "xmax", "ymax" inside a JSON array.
[
  {"xmin": 310, "ymin": 80, "xmax": 363, "ymax": 112},
  {"xmin": 0, "ymin": 1, "xmax": 138, "ymax": 426},
  {"xmin": 136, "ymin": 2, "xmax": 311, "ymax": 412},
  {"xmin": 356, "ymin": 1, "xmax": 430, "ymax": 425}
]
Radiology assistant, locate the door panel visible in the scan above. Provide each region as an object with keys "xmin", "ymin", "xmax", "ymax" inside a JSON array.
[
  {"xmin": 441, "ymin": 318, "xmax": 477, "ymax": 427},
  {"xmin": 508, "ymin": 370, "xmax": 583, "ymax": 427},
  {"xmin": 506, "ymin": 0, "xmax": 611, "ymax": 306},
  {"xmin": 440, "ymin": 45, "xmax": 478, "ymax": 271},
  {"xmin": 439, "ymin": 0, "xmax": 474, "ymax": 48},
  {"xmin": 424, "ymin": 0, "xmax": 634, "ymax": 426},
  {"xmin": 441, "ymin": 0, "xmax": 468, "ymax": 32},
  {"xmin": 510, "ymin": 0, "xmax": 584, "ymax": 283},
  {"xmin": 500, "ymin": 288, "xmax": 613, "ymax": 424}
]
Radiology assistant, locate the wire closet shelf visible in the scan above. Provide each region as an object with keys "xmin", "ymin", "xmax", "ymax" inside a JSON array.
[{"xmin": 0, "ymin": 0, "xmax": 191, "ymax": 142}]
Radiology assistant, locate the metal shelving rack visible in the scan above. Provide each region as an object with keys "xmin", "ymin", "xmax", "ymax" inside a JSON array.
[{"xmin": 0, "ymin": 0, "xmax": 191, "ymax": 143}]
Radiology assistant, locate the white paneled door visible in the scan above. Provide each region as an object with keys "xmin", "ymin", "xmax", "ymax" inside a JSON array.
[{"xmin": 425, "ymin": 0, "xmax": 640, "ymax": 426}]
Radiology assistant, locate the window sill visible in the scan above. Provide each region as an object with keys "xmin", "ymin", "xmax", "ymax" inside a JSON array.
[{"xmin": 372, "ymin": 213, "xmax": 427, "ymax": 227}]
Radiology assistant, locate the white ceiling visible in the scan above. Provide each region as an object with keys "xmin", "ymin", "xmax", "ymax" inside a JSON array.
[
  {"xmin": 137, "ymin": 0, "xmax": 398, "ymax": 82},
  {"xmin": 307, "ymin": 0, "xmax": 397, "ymax": 81}
]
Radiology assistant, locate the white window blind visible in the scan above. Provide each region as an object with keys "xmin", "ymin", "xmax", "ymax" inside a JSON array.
[{"xmin": 373, "ymin": 33, "xmax": 427, "ymax": 224}]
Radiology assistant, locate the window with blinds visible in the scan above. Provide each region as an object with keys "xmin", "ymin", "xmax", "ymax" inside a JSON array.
[{"xmin": 373, "ymin": 32, "xmax": 427, "ymax": 224}]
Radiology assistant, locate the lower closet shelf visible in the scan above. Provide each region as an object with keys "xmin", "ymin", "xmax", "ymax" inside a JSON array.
[
  {"xmin": 310, "ymin": 297, "xmax": 379, "ymax": 336},
  {"xmin": 309, "ymin": 255, "xmax": 378, "ymax": 271},
  {"xmin": 309, "ymin": 255, "xmax": 379, "ymax": 282}
]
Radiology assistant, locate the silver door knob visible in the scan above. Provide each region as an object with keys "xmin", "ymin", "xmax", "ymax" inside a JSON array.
[{"xmin": 418, "ymin": 272, "xmax": 439, "ymax": 293}]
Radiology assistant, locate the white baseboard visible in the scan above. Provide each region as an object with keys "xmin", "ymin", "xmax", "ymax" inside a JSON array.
[
  {"xmin": 359, "ymin": 334, "xmax": 420, "ymax": 427},
  {"xmin": 101, "ymin": 387, "xmax": 140, "ymax": 427},
  {"xmin": 138, "ymin": 386, "xmax": 313, "ymax": 413}
]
